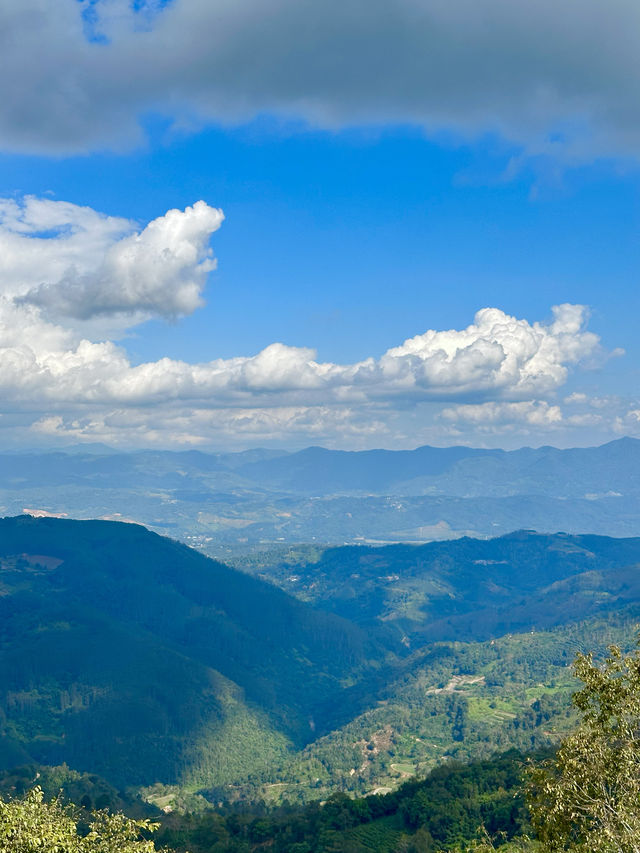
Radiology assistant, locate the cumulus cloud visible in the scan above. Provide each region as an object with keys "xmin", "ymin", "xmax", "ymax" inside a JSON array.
[
  {"xmin": 0, "ymin": 197, "xmax": 223, "ymax": 322},
  {"xmin": 0, "ymin": 295, "xmax": 605, "ymax": 443},
  {"xmin": 22, "ymin": 202, "xmax": 223, "ymax": 319},
  {"xmin": 2, "ymin": 0, "xmax": 640, "ymax": 160},
  {"xmin": 564, "ymin": 392, "xmax": 588, "ymax": 404},
  {"xmin": 442, "ymin": 384, "xmax": 640, "ymax": 438},
  {"xmin": 612, "ymin": 408, "xmax": 640, "ymax": 439},
  {"xmin": 439, "ymin": 390, "xmax": 640, "ymax": 441},
  {"xmin": 377, "ymin": 304, "xmax": 598, "ymax": 399}
]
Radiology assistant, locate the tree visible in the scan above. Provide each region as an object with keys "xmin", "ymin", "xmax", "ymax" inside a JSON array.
[
  {"xmin": 527, "ymin": 643, "xmax": 640, "ymax": 853},
  {"xmin": 0, "ymin": 786, "xmax": 169, "ymax": 853}
]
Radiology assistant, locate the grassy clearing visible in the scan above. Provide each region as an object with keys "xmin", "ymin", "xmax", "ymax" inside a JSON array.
[
  {"xmin": 466, "ymin": 695, "xmax": 518, "ymax": 723},
  {"xmin": 390, "ymin": 762, "xmax": 416, "ymax": 775}
]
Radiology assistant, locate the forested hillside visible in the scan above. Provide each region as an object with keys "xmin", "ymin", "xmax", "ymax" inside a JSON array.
[
  {"xmin": 157, "ymin": 750, "xmax": 532, "ymax": 852},
  {"xmin": 4, "ymin": 636, "xmax": 637, "ymax": 852},
  {"xmin": 0, "ymin": 516, "xmax": 383, "ymax": 788},
  {"xmin": 235, "ymin": 531, "xmax": 640, "ymax": 644},
  {"xmin": 2, "ymin": 516, "xmax": 640, "ymax": 806}
]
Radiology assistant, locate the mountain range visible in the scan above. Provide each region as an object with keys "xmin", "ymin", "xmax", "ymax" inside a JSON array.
[{"xmin": 2, "ymin": 438, "xmax": 640, "ymax": 554}]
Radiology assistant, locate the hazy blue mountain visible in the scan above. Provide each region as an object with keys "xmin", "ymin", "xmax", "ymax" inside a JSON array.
[
  {"xmin": 236, "ymin": 444, "xmax": 498, "ymax": 494},
  {"xmin": 236, "ymin": 437, "xmax": 640, "ymax": 498},
  {"xmin": 0, "ymin": 448, "xmax": 288, "ymax": 490},
  {"xmin": 2, "ymin": 439, "xmax": 640, "ymax": 551},
  {"xmin": 4, "ymin": 437, "xmax": 640, "ymax": 498}
]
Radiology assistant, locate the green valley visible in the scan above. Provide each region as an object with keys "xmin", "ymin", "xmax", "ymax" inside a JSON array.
[{"xmin": 1, "ymin": 515, "xmax": 640, "ymax": 810}]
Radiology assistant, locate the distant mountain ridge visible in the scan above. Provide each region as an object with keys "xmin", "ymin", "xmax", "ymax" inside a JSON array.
[
  {"xmin": 235, "ymin": 436, "xmax": 640, "ymax": 497},
  {"xmin": 2, "ymin": 437, "xmax": 640, "ymax": 549},
  {"xmin": 235, "ymin": 444, "xmax": 498, "ymax": 493},
  {"xmin": 4, "ymin": 436, "xmax": 640, "ymax": 496}
]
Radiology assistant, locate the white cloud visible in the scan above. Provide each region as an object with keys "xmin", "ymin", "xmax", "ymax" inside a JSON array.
[
  {"xmin": 0, "ymin": 302, "xmax": 601, "ymax": 411},
  {"xmin": 565, "ymin": 412, "xmax": 603, "ymax": 427},
  {"xmin": 564, "ymin": 392, "xmax": 588, "ymax": 404},
  {"xmin": 0, "ymin": 194, "xmax": 614, "ymax": 448},
  {"xmin": 2, "ymin": 0, "xmax": 640, "ymax": 161},
  {"xmin": 0, "ymin": 294, "xmax": 601, "ymax": 445},
  {"xmin": 561, "ymin": 391, "xmax": 621, "ymax": 423},
  {"xmin": 439, "ymin": 392, "xmax": 640, "ymax": 442},
  {"xmin": 441, "ymin": 400, "xmax": 563, "ymax": 430},
  {"xmin": 0, "ymin": 197, "xmax": 132, "ymax": 300},
  {"xmin": 612, "ymin": 408, "xmax": 640, "ymax": 438},
  {"xmin": 377, "ymin": 304, "xmax": 598, "ymax": 398},
  {"xmin": 0, "ymin": 197, "xmax": 223, "ymax": 322},
  {"xmin": 31, "ymin": 405, "xmax": 390, "ymax": 448}
]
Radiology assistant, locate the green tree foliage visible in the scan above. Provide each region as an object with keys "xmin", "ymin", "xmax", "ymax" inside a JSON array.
[
  {"xmin": 0, "ymin": 786, "xmax": 165, "ymax": 852},
  {"xmin": 156, "ymin": 751, "xmax": 529, "ymax": 852},
  {"xmin": 527, "ymin": 643, "xmax": 640, "ymax": 852}
]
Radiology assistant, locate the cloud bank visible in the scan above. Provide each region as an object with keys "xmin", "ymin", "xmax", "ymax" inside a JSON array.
[
  {"xmin": 0, "ymin": 301, "xmax": 597, "ymax": 407},
  {"xmin": 0, "ymin": 195, "xmax": 615, "ymax": 447},
  {"xmin": 2, "ymin": 0, "xmax": 640, "ymax": 160}
]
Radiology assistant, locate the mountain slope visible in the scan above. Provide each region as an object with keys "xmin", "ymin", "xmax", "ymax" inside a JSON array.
[
  {"xmin": 238, "ymin": 530, "xmax": 640, "ymax": 644},
  {"xmin": 0, "ymin": 516, "xmax": 382, "ymax": 787}
]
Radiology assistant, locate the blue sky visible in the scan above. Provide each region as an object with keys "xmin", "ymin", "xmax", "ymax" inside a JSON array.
[{"xmin": 0, "ymin": 0, "xmax": 638, "ymax": 450}]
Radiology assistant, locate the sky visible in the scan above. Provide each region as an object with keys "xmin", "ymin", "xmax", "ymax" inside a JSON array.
[{"xmin": 0, "ymin": 0, "xmax": 639, "ymax": 451}]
